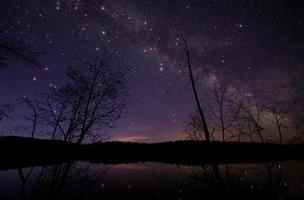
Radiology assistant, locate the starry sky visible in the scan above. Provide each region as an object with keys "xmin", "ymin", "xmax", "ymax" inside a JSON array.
[{"xmin": 0, "ymin": 0, "xmax": 304, "ymax": 142}]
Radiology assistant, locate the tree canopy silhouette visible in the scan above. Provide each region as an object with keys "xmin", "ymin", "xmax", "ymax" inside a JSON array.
[{"xmin": 40, "ymin": 55, "xmax": 129, "ymax": 144}]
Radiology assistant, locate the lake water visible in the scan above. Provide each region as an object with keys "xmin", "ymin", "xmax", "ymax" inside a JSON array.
[{"xmin": 0, "ymin": 161, "xmax": 304, "ymax": 199}]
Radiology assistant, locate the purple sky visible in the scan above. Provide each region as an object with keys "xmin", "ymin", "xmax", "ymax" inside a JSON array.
[{"xmin": 1, "ymin": 0, "xmax": 304, "ymax": 142}]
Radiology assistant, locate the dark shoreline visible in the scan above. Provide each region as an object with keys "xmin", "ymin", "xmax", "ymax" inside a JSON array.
[{"xmin": 1, "ymin": 136, "xmax": 304, "ymax": 170}]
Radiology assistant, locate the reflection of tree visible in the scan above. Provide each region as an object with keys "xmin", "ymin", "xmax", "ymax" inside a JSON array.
[
  {"xmin": 18, "ymin": 163, "xmax": 109, "ymax": 200},
  {"xmin": 18, "ymin": 167, "xmax": 34, "ymax": 200},
  {"xmin": 178, "ymin": 164, "xmax": 224, "ymax": 199},
  {"xmin": 179, "ymin": 162, "xmax": 289, "ymax": 200}
]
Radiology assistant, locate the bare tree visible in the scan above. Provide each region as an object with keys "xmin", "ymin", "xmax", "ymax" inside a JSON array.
[
  {"xmin": 21, "ymin": 98, "xmax": 41, "ymax": 139},
  {"xmin": 183, "ymin": 80, "xmax": 240, "ymax": 142},
  {"xmin": 288, "ymin": 109, "xmax": 304, "ymax": 144},
  {"xmin": 183, "ymin": 113, "xmax": 205, "ymax": 140},
  {"xmin": 266, "ymin": 101, "xmax": 294, "ymax": 144},
  {"xmin": 182, "ymin": 38, "xmax": 210, "ymax": 142},
  {"xmin": 41, "ymin": 55, "xmax": 128, "ymax": 144},
  {"xmin": 207, "ymin": 82, "xmax": 240, "ymax": 142},
  {"xmin": 233, "ymin": 95, "xmax": 266, "ymax": 143}
]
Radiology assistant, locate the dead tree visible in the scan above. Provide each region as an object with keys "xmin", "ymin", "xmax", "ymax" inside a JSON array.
[
  {"xmin": 234, "ymin": 96, "xmax": 266, "ymax": 143},
  {"xmin": 289, "ymin": 110, "xmax": 304, "ymax": 144},
  {"xmin": 208, "ymin": 82, "xmax": 240, "ymax": 142},
  {"xmin": 21, "ymin": 98, "xmax": 41, "ymax": 139},
  {"xmin": 182, "ymin": 38, "xmax": 210, "ymax": 142},
  {"xmin": 183, "ymin": 113, "xmax": 205, "ymax": 141},
  {"xmin": 266, "ymin": 101, "xmax": 294, "ymax": 144},
  {"xmin": 42, "ymin": 55, "xmax": 128, "ymax": 144},
  {"xmin": 183, "ymin": 82, "xmax": 240, "ymax": 142}
]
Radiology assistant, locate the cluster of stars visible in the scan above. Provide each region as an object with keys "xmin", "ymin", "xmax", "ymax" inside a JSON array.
[{"xmin": 1, "ymin": 0, "xmax": 303, "ymax": 145}]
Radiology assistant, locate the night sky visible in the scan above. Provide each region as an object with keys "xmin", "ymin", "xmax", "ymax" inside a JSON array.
[{"xmin": 1, "ymin": 0, "xmax": 304, "ymax": 142}]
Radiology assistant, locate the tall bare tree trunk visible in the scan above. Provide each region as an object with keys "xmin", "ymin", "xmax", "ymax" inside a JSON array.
[{"xmin": 183, "ymin": 38, "xmax": 210, "ymax": 142}]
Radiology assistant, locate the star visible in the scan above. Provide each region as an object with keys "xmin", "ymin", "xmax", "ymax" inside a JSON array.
[{"xmin": 0, "ymin": 0, "xmax": 303, "ymax": 148}]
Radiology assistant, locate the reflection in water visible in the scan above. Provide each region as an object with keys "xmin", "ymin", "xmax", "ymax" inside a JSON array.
[
  {"xmin": 17, "ymin": 163, "xmax": 109, "ymax": 200},
  {"xmin": 179, "ymin": 162, "xmax": 290, "ymax": 199},
  {"xmin": 0, "ymin": 161, "xmax": 303, "ymax": 199}
]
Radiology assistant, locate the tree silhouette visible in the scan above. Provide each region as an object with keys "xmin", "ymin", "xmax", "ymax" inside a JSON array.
[
  {"xmin": 207, "ymin": 81, "xmax": 240, "ymax": 142},
  {"xmin": 233, "ymin": 95, "xmax": 266, "ymax": 143},
  {"xmin": 266, "ymin": 101, "xmax": 294, "ymax": 144},
  {"xmin": 183, "ymin": 78, "xmax": 241, "ymax": 142},
  {"xmin": 41, "ymin": 54, "xmax": 128, "ymax": 143},
  {"xmin": 182, "ymin": 38, "xmax": 210, "ymax": 142},
  {"xmin": 183, "ymin": 112, "xmax": 206, "ymax": 141},
  {"xmin": 289, "ymin": 108, "xmax": 304, "ymax": 144},
  {"xmin": 21, "ymin": 98, "xmax": 42, "ymax": 139}
]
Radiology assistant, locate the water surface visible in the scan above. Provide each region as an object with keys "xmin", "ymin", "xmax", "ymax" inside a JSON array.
[{"xmin": 0, "ymin": 161, "xmax": 304, "ymax": 199}]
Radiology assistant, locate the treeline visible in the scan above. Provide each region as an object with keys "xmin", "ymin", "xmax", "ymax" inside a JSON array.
[{"xmin": 1, "ymin": 136, "xmax": 304, "ymax": 170}]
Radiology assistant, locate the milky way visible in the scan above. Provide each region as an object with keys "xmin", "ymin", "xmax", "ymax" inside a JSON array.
[{"xmin": 0, "ymin": 0, "xmax": 303, "ymax": 142}]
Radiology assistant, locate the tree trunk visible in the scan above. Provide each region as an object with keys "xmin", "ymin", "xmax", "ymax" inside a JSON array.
[{"xmin": 183, "ymin": 39, "xmax": 210, "ymax": 142}]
